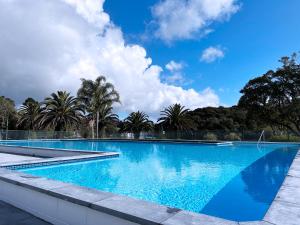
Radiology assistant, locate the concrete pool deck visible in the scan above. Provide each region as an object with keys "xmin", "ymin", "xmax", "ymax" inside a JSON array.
[
  {"xmin": 0, "ymin": 200, "xmax": 51, "ymax": 225},
  {"xmin": 0, "ymin": 152, "xmax": 41, "ymax": 165},
  {"xmin": 262, "ymin": 150, "xmax": 300, "ymax": 225},
  {"xmin": 0, "ymin": 144, "xmax": 299, "ymax": 225}
]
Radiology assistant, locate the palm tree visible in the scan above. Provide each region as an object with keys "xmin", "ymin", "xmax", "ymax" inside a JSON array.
[
  {"xmin": 17, "ymin": 98, "xmax": 40, "ymax": 130},
  {"xmin": 90, "ymin": 105, "xmax": 119, "ymax": 138},
  {"xmin": 39, "ymin": 91, "xmax": 84, "ymax": 132},
  {"xmin": 123, "ymin": 111, "xmax": 153, "ymax": 139},
  {"xmin": 158, "ymin": 104, "xmax": 194, "ymax": 135},
  {"xmin": 77, "ymin": 76, "xmax": 120, "ymax": 138}
]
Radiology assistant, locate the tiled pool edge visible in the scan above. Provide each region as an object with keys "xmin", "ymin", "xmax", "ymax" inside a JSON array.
[
  {"xmin": 261, "ymin": 149, "xmax": 300, "ymax": 225},
  {"xmin": 0, "ymin": 145, "xmax": 119, "ymax": 169},
  {"xmin": 0, "ymin": 149, "xmax": 298, "ymax": 224},
  {"xmin": 0, "ymin": 144, "xmax": 117, "ymax": 157},
  {"xmin": 2, "ymin": 153, "xmax": 119, "ymax": 170}
]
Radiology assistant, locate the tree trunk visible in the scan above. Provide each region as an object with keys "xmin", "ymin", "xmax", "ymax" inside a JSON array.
[
  {"xmin": 133, "ymin": 132, "xmax": 140, "ymax": 139},
  {"xmin": 5, "ymin": 116, "xmax": 8, "ymax": 140},
  {"xmin": 89, "ymin": 118, "xmax": 95, "ymax": 139},
  {"xmin": 96, "ymin": 111, "xmax": 99, "ymax": 139},
  {"xmin": 54, "ymin": 124, "xmax": 61, "ymax": 139}
]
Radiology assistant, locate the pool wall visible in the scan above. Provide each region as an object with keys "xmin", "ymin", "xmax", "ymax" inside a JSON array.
[
  {"xmin": 0, "ymin": 175, "xmax": 138, "ymax": 225},
  {"xmin": 0, "ymin": 144, "xmax": 299, "ymax": 225}
]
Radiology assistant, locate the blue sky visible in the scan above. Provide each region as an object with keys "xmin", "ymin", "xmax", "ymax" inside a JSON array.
[{"xmin": 104, "ymin": 0, "xmax": 300, "ymax": 106}]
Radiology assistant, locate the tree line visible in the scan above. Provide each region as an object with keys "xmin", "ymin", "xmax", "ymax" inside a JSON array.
[{"xmin": 0, "ymin": 54, "xmax": 299, "ymax": 140}]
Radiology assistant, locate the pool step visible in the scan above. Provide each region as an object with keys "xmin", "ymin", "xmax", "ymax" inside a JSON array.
[{"xmin": 216, "ymin": 142, "xmax": 233, "ymax": 146}]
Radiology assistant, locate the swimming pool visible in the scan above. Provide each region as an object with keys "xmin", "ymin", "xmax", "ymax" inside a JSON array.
[{"xmin": 1, "ymin": 140, "xmax": 298, "ymax": 221}]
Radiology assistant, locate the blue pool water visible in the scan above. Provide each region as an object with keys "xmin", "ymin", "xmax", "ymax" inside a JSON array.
[{"xmin": 1, "ymin": 140, "xmax": 298, "ymax": 221}]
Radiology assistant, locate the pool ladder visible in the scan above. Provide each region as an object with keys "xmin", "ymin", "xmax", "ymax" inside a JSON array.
[{"xmin": 257, "ymin": 130, "xmax": 265, "ymax": 147}]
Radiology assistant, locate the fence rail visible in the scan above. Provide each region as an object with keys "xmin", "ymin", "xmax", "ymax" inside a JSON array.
[
  {"xmin": 0, "ymin": 130, "xmax": 80, "ymax": 140},
  {"xmin": 1, "ymin": 130, "xmax": 299, "ymax": 142}
]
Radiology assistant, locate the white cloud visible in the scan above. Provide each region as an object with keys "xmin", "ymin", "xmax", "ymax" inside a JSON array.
[
  {"xmin": 152, "ymin": 0, "xmax": 240, "ymax": 43},
  {"xmin": 0, "ymin": 0, "xmax": 219, "ymax": 117},
  {"xmin": 165, "ymin": 61, "xmax": 183, "ymax": 72},
  {"xmin": 63, "ymin": 0, "xmax": 109, "ymax": 28},
  {"xmin": 164, "ymin": 61, "xmax": 188, "ymax": 85},
  {"xmin": 200, "ymin": 46, "xmax": 225, "ymax": 63}
]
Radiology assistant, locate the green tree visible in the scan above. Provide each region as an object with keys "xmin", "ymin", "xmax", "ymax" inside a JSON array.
[
  {"xmin": 77, "ymin": 76, "xmax": 120, "ymax": 138},
  {"xmin": 158, "ymin": 104, "xmax": 194, "ymax": 134},
  {"xmin": 39, "ymin": 91, "xmax": 84, "ymax": 132},
  {"xmin": 0, "ymin": 96, "xmax": 17, "ymax": 139},
  {"xmin": 190, "ymin": 106, "xmax": 250, "ymax": 131},
  {"xmin": 123, "ymin": 111, "xmax": 153, "ymax": 139},
  {"xmin": 239, "ymin": 54, "xmax": 300, "ymax": 135},
  {"xmin": 18, "ymin": 98, "xmax": 41, "ymax": 130},
  {"xmin": 94, "ymin": 105, "xmax": 119, "ymax": 137}
]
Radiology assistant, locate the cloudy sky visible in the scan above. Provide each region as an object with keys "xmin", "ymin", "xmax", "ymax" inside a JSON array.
[{"xmin": 0, "ymin": 0, "xmax": 299, "ymax": 117}]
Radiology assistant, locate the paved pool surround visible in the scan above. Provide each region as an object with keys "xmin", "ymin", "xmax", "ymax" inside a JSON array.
[{"xmin": 0, "ymin": 144, "xmax": 299, "ymax": 225}]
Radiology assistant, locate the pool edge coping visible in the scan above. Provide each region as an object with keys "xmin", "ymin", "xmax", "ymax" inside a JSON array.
[
  {"xmin": 0, "ymin": 147, "xmax": 298, "ymax": 224},
  {"xmin": 0, "ymin": 167, "xmax": 241, "ymax": 225},
  {"xmin": 261, "ymin": 148, "xmax": 300, "ymax": 225},
  {"xmin": 0, "ymin": 143, "xmax": 117, "ymax": 155}
]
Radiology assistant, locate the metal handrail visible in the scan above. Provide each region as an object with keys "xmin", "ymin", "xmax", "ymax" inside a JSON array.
[{"xmin": 257, "ymin": 130, "xmax": 265, "ymax": 147}]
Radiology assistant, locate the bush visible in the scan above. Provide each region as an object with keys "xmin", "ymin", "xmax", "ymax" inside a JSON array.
[
  {"xmin": 203, "ymin": 132, "xmax": 218, "ymax": 141},
  {"xmin": 269, "ymin": 135, "xmax": 300, "ymax": 142},
  {"xmin": 224, "ymin": 132, "xmax": 241, "ymax": 141}
]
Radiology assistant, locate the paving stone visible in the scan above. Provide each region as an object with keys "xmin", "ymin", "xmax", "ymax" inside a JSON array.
[
  {"xmin": 0, "ymin": 172, "xmax": 40, "ymax": 184},
  {"xmin": 239, "ymin": 221, "xmax": 273, "ymax": 225},
  {"xmin": 0, "ymin": 153, "xmax": 40, "ymax": 166},
  {"xmin": 276, "ymin": 185, "xmax": 300, "ymax": 205},
  {"xmin": 264, "ymin": 200, "xmax": 300, "ymax": 225},
  {"xmin": 21, "ymin": 176, "xmax": 71, "ymax": 191},
  {"xmin": 50, "ymin": 184, "xmax": 113, "ymax": 206},
  {"xmin": 282, "ymin": 176, "xmax": 300, "ymax": 188},
  {"xmin": 288, "ymin": 169, "xmax": 300, "ymax": 178},
  {"xmin": 93, "ymin": 195, "xmax": 180, "ymax": 225},
  {"xmin": 0, "ymin": 168, "xmax": 19, "ymax": 175},
  {"xmin": 288, "ymin": 157, "xmax": 300, "ymax": 178},
  {"xmin": 290, "ymin": 160, "xmax": 300, "ymax": 170},
  {"xmin": 162, "ymin": 211, "xmax": 238, "ymax": 225}
]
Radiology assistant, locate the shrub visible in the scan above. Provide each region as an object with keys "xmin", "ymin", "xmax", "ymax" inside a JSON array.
[
  {"xmin": 203, "ymin": 132, "xmax": 218, "ymax": 141},
  {"xmin": 269, "ymin": 135, "xmax": 300, "ymax": 142},
  {"xmin": 224, "ymin": 132, "xmax": 241, "ymax": 141}
]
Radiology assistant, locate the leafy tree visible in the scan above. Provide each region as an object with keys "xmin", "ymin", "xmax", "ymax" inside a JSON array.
[
  {"xmin": 93, "ymin": 105, "xmax": 119, "ymax": 137},
  {"xmin": 158, "ymin": 104, "xmax": 194, "ymax": 132},
  {"xmin": 0, "ymin": 96, "xmax": 17, "ymax": 138},
  {"xmin": 239, "ymin": 54, "xmax": 300, "ymax": 135},
  {"xmin": 77, "ymin": 76, "xmax": 120, "ymax": 138},
  {"xmin": 190, "ymin": 106, "xmax": 250, "ymax": 131},
  {"xmin": 18, "ymin": 98, "xmax": 41, "ymax": 130},
  {"xmin": 39, "ymin": 91, "xmax": 84, "ymax": 132},
  {"xmin": 123, "ymin": 111, "xmax": 153, "ymax": 139}
]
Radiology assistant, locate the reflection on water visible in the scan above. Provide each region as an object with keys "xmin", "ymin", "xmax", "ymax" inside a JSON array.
[{"xmin": 201, "ymin": 147, "xmax": 297, "ymax": 221}]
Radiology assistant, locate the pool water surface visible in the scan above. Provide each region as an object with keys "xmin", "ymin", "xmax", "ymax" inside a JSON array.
[{"xmin": 1, "ymin": 140, "xmax": 298, "ymax": 221}]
